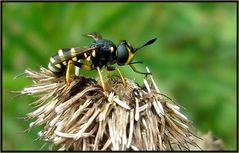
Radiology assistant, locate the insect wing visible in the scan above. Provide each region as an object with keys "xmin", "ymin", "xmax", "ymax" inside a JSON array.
[{"xmin": 53, "ymin": 47, "xmax": 97, "ymax": 64}]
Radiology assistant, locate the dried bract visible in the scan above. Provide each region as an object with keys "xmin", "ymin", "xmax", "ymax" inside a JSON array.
[{"xmin": 21, "ymin": 67, "xmax": 199, "ymax": 151}]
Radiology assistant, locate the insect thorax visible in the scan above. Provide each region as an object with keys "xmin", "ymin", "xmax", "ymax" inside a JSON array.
[{"xmin": 90, "ymin": 39, "xmax": 117, "ymax": 68}]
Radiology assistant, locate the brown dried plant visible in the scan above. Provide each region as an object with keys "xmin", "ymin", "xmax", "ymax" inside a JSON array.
[{"xmin": 20, "ymin": 67, "xmax": 199, "ymax": 151}]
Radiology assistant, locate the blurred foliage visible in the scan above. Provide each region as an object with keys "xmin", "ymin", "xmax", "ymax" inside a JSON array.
[{"xmin": 2, "ymin": 2, "xmax": 237, "ymax": 151}]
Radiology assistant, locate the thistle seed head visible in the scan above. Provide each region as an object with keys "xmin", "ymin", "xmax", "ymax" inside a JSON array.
[{"xmin": 21, "ymin": 67, "xmax": 199, "ymax": 151}]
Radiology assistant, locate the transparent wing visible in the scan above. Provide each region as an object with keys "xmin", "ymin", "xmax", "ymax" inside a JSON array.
[{"xmin": 53, "ymin": 46, "xmax": 98, "ymax": 64}]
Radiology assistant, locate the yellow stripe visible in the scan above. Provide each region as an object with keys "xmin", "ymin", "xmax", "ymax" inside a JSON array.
[
  {"xmin": 50, "ymin": 57, "xmax": 55, "ymax": 63},
  {"xmin": 125, "ymin": 47, "xmax": 135, "ymax": 64},
  {"xmin": 82, "ymin": 59, "xmax": 91, "ymax": 65},
  {"xmin": 110, "ymin": 47, "xmax": 114, "ymax": 53},
  {"xmin": 55, "ymin": 64, "xmax": 61, "ymax": 68},
  {"xmin": 58, "ymin": 49, "xmax": 65, "ymax": 61},
  {"xmin": 72, "ymin": 57, "xmax": 77, "ymax": 61},
  {"xmin": 63, "ymin": 61, "xmax": 67, "ymax": 65},
  {"xmin": 86, "ymin": 56, "xmax": 91, "ymax": 61},
  {"xmin": 70, "ymin": 48, "xmax": 76, "ymax": 56},
  {"xmin": 92, "ymin": 50, "xmax": 96, "ymax": 57},
  {"xmin": 48, "ymin": 63, "xmax": 59, "ymax": 72},
  {"xmin": 84, "ymin": 53, "xmax": 87, "ymax": 58}
]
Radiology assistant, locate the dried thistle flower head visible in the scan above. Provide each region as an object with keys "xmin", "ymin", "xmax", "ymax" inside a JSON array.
[{"xmin": 21, "ymin": 67, "xmax": 199, "ymax": 151}]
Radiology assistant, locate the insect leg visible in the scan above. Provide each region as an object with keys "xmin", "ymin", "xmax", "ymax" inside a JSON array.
[
  {"xmin": 96, "ymin": 67, "xmax": 106, "ymax": 91},
  {"xmin": 116, "ymin": 67, "xmax": 126, "ymax": 86},
  {"xmin": 130, "ymin": 61, "xmax": 144, "ymax": 64},
  {"xmin": 66, "ymin": 60, "xmax": 73, "ymax": 86},
  {"xmin": 129, "ymin": 64, "xmax": 151, "ymax": 75},
  {"xmin": 106, "ymin": 65, "xmax": 126, "ymax": 86}
]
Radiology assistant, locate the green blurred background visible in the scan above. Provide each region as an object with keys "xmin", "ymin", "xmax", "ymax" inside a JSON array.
[{"xmin": 2, "ymin": 2, "xmax": 237, "ymax": 150}]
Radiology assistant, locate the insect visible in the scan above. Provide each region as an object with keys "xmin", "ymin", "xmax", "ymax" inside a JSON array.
[{"xmin": 48, "ymin": 32, "xmax": 157, "ymax": 91}]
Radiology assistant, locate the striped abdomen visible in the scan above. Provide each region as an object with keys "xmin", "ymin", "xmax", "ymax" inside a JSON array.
[{"xmin": 48, "ymin": 48, "xmax": 80, "ymax": 75}]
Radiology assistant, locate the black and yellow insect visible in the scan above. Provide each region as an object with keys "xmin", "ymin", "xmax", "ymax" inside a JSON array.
[{"xmin": 48, "ymin": 32, "xmax": 157, "ymax": 90}]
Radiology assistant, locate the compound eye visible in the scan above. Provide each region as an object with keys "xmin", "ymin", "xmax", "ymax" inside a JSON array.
[{"xmin": 117, "ymin": 44, "xmax": 129, "ymax": 65}]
